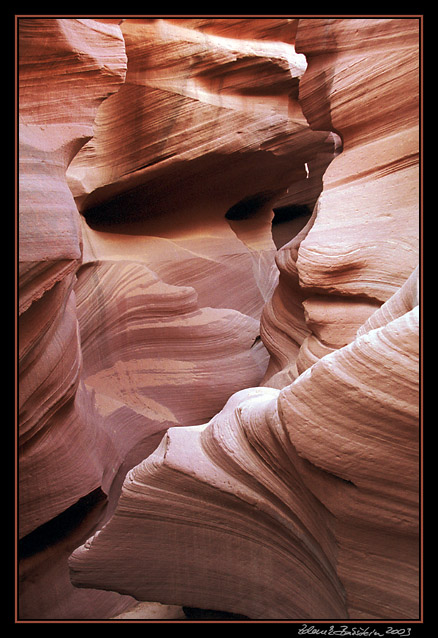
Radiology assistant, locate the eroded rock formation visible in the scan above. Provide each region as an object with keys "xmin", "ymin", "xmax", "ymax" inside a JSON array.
[
  {"xmin": 18, "ymin": 16, "xmax": 420, "ymax": 621},
  {"xmin": 18, "ymin": 18, "xmax": 135, "ymax": 620}
]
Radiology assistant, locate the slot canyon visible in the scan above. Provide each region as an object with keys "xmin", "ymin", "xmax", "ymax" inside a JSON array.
[{"xmin": 17, "ymin": 16, "xmax": 421, "ymax": 622}]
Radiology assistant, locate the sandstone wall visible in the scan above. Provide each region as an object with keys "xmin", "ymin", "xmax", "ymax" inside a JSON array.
[{"xmin": 18, "ymin": 17, "xmax": 420, "ymax": 621}]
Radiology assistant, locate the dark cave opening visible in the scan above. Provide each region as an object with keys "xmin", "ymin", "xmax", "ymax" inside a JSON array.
[
  {"xmin": 271, "ymin": 203, "xmax": 310, "ymax": 226},
  {"xmin": 18, "ymin": 488, "xmax": 106, "ymax": 560},
  {"xmin": 225, "ymin": 193, "xmax": 312, "ymax": 251},
  {"xmin": 271, "ymin": 203, "xmax": 312, "ymax": 249},
  {"xmin": 224, "ymin": 190, "xmax": 277, "ymax": 221}
]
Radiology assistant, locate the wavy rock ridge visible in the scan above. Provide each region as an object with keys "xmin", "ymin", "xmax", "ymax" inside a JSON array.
[{"xmin": 18, "ymin": 17, "xmax": 420, "ymax": 621}]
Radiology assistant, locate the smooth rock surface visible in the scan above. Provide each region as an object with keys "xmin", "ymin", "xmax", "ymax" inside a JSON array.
[
  {"xmin": 18, "ymin": 16, "xmax": 420, "ymax": 621},
  {"xmin": 261, "ymin": 17, "xmax": 419, "ymax": 385},
  {"xmin": 68, "ymin": 18, "xmax": 420, "ymax": 620},
  {"xmin": 18, "ymin": 17, "xmax": 135, "ymax": 620}
]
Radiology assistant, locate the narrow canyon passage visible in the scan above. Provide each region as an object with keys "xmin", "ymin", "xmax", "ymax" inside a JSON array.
[
  {"xmin": 72, "ymin": 138, "xmax": 334, "ymax": 526},
  {"xmin": 18, "ymin": 16, "xmax": 420, "ymax": 622},
  {"xmin": 64, "ymin": 16, "xmax": 341, "ymax": 536}
]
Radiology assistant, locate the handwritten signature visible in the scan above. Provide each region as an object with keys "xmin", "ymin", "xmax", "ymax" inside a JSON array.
[{"xmin": 298, "ymin": 625, "xmax": 412, "ymax": 637}]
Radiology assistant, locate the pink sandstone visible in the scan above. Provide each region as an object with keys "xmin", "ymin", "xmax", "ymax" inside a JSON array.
[
  {"xmin": 17, "ymin": 16, "xmax": 421, "ymax": 621},
  {"xmin": 18, "ymin": 17, "xmax": 135, "ymax": 619}
]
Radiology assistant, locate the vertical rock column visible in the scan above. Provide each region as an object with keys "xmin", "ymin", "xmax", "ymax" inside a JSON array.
[
  {"xmin": 294, "ymin": 17, "xmax": 420, "ymax": 371},
  {"xmin": 18, "ymin": 18, "xmax": 133, "ymax": 619},
  {"xmin": 261, "ymin": 18, "xmax": 419, "ymax": 386}
]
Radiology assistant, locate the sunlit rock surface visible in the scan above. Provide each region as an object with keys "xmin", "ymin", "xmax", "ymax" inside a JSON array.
[
  {"xmin": 70, "ymin": 275, "xmax": 419, "ymax": 618},
  {"xmin": 18, "ymin": 16, "xmax": 420, "ymax": 621},
  {"xmin": 67, "ymin": 18, "xmax": 333, "ymax": 217}
]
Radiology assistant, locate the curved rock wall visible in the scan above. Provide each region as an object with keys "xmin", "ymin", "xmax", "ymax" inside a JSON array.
[
  {"xmin": 18, "ymin": 17, "xmax": 420, "ymax": 621},
  {"xmin": 18, "ymin": 18, "xmax": 135, "ymax": 620},
  {"xmin": 261, "ymin": 17, "xmax": 419, "ymax": 386}
]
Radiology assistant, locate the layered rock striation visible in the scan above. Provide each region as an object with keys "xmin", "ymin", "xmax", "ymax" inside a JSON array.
[
  {"xmin": 18, "ymin": 18, "xmax": 143, "ymax": 620},
  {"xmin": 261, "ymin": 17, "xmax": 419, "ymax": 386},
  {"xmin": 18, "ymin": 16, "xmax": 420, "ymax": 621}
]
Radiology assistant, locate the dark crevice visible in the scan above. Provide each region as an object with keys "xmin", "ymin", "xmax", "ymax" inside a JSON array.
[
  {"xmin": 271, "ymin": 203, "xmax": 310, "ymax": 226},
  {"xmin": 224, "ymin": 195, "xmax": 315, "ymax": 250},
  {"xmin": 18, "ymin": 488, "xmax": 107, "ymax": 560},
  {"xmin": 224, "ymin": 190, "xmax": 277, "ymax": 221},
  {"xmin": 271, "ymin": 203, "xmax": 312, "ymax": 250}
]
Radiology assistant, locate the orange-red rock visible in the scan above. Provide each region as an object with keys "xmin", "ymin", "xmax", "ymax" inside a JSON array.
[{"xmin": 18, "ymin": 16, "xmax": 420, "ymax": 622}]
